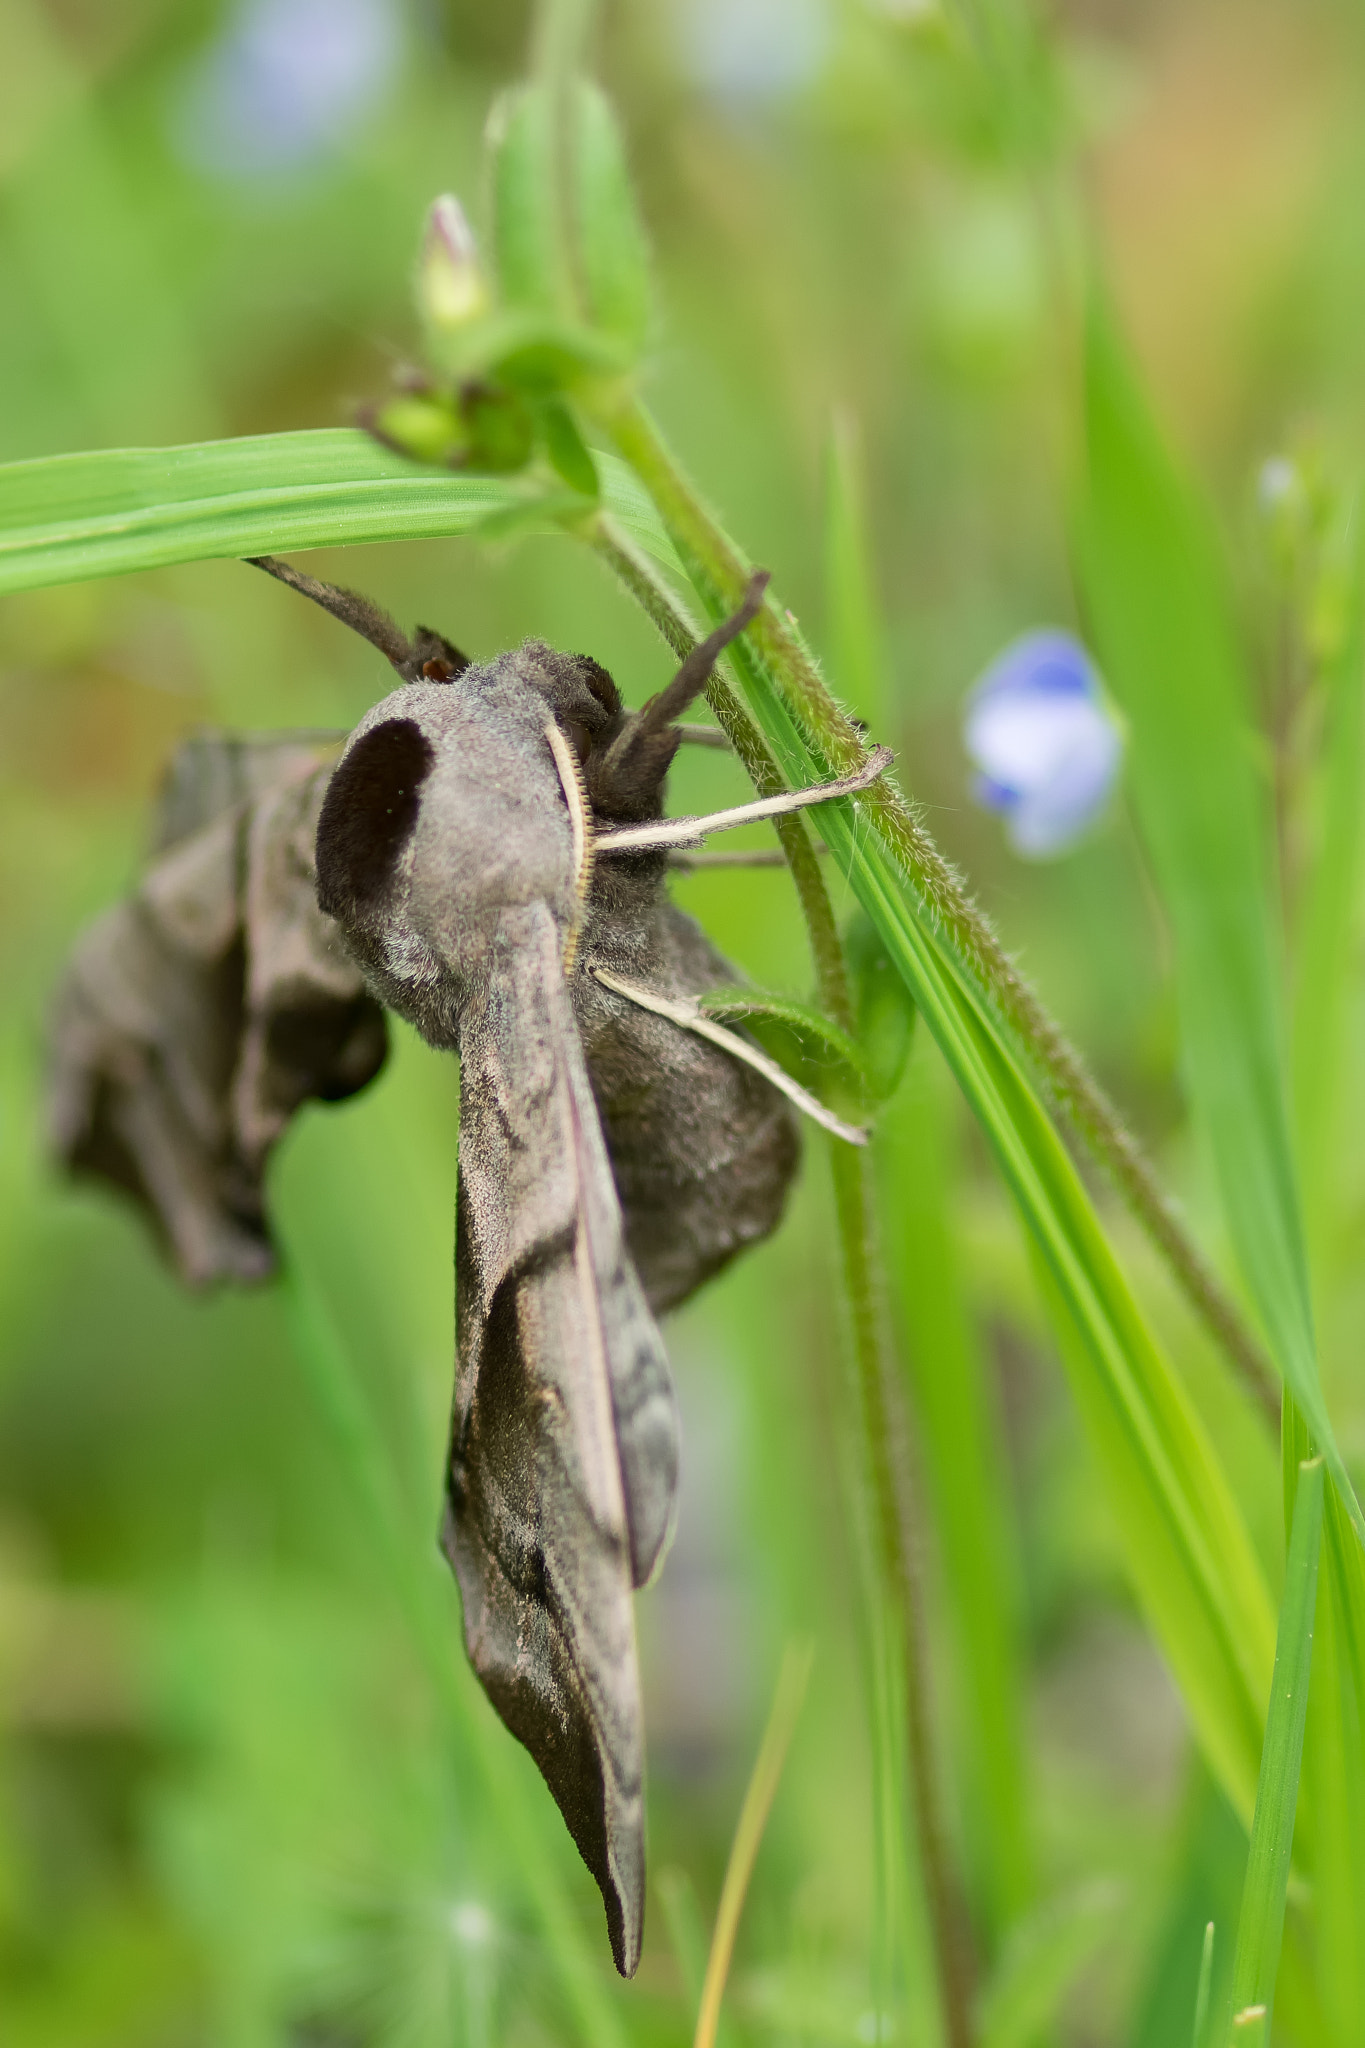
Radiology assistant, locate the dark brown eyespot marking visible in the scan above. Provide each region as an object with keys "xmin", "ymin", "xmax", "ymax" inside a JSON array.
[{"xmin": 316, "ymin": 717, "xmax": 434, "ymax": 917}]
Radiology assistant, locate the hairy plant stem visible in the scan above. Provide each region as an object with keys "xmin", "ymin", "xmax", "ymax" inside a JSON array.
[
  {"xmin": 827, "ymin": 1142, "xmax": 976, "ymax": 2048},
  {"xmin": 588, "ymin": 513, "xmax": 977, "ymax": 2048},
  {"xmin": 586, "ymin": 393, "xmax": 1280, "ymax": 1428}
]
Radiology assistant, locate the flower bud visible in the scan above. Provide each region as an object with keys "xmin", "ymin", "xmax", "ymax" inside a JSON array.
[
  {"xmin": 419, "ymin": 194, "xmax": 490, "ymax": 338},
  {"xmin": 368, "ymin": 391, "xmax": 469, "ymax": 466}
]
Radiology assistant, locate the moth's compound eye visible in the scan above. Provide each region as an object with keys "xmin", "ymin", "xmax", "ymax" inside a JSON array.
[
  {"xmin": 571, "ymin": 654, "xmax": 621, "ymax": 714},
  {"xmin": 423, "ymin": 657, "xmax": 456, "ymax": 681},
  {"xmin": 316, "ymin": 717, "xmax": 434, "ymax": 918},
  {"xmin": 560, "ymin": 718, "xmax": 594, "ymax": 765}
]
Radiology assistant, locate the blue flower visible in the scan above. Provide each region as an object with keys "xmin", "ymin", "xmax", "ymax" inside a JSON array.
[
  {"xmin": 964, "ymin": 630, "xmax": 1123, "ymax": 857},
  {"xmin": 172, "ymin": 0, "xmax": 402, "ymax": 178}
]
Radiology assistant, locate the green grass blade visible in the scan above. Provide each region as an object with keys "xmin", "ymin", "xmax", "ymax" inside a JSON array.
[
  {"xmin": 0, "ymin": 431, "xmax": 680, "ymax": 592},
  {"xmin": 708, "ymin": 635, "xmax": 1275, "ymax": 1831},
  {"xmin": 1193, "ymin": 1922, "xmax": 1215, "ymax": 2048},
  {"xmin": 1227, "ymin": 1457, "xmax": 1324, "ymax": 2035},
  {"xmin": 1307, "ymin": 1487, "xmax": 1365, "ymax": 2039},
  {"xmin": 1076, "ymin": 303, "xmax": 1363, "ymax": 1549},
  {"xmin": 1291, "ymin": 501, "xmax": 1365, "ymax": 1234}
]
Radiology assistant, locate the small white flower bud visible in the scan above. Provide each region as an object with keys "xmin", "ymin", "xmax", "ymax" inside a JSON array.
[{"xmin": 419, "ymin": 194, "xmax": 489, "ymax": 335}]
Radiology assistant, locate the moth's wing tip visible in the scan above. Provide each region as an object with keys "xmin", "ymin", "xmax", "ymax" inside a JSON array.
[
  {"xmin": 607, "ymin": 1876, "xmax": 644, "ymax": 1978},
  {"xmin": 440, "ymin": 1495, "xmax": 649, "ymax": 1976}
]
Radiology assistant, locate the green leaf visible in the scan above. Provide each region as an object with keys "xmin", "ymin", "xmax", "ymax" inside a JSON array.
[
  {"xmin": 540, "ymin": 396, "xmax": 601, "ymax": 499},
  {"xmin": 846, "ymin": 908, "xmax": 918, "ymax": 1104},
  {"xmin": 0, "ymin": 430, "xmax": 681, "ymax": 593},
  {"xmin": 1076, "ymin": 302, "xmax": 1363, "ymax": 1549},
  {"xmin": 699, "ymin": 987, "xmax": 865, "ymax": 1078},
  {"xmin": 488, "ymin": 83, "xmax": 572, "ymax": 320},
  {"xmin": 1227, "ymin": 1457, "xmax": 1324, "ymax": 2035},
  {"xmin": 1192, "ymin": 1922, "xmax": 1215, "ymax": 2048},
  {"xmin": 1305, "ymin": 1484, "xmax": 1365, "ymax": 2041},
  {"xmin": 572, "ymin": 83, "xmax": 653, "ymax": 355},
  {"xmin": 1291, "ymin": 494, "xmax": 1365, "ymax": 1235},
  {"xmin": 486, "ymin": 76, "xmax": 650, "ymax": 372}
]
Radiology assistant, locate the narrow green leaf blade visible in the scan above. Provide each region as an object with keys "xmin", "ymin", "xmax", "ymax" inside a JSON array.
[
  {"xmin": 0, "ymin": 431, "xmax": 680, "ymax": 593},
  {"xmin": 1291, "ymin": 501, "xmax": 1365, "ymax": 1233},
  {"xmin": 1228, "ymin": 1457, "xmax": 1325, "ymax": 2032},
  {"xmin": 572, "ymin": 82, "xmax": 653, "ymax": 355},
  {"xmin": 1193, "ymin": 1922, "xmax": 1215, "ymax": 2048},
  {"xmin": 1307, "ymin": 1488, "xmax": 1365, "ymax": 2040},
  {"xmin": 1076, "ymin": 304, "xmax": 1363, "ymax": 1546},
  {"xmin": 488, "ymin": 82, "xmax": 573, "ymax": 319}
]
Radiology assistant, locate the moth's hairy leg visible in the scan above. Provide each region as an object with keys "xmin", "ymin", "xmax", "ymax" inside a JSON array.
[
  {"xmin": 589, "ymin": 965, "xmax": 868, "ymax": 1146},
  {"xmin": 247, "ymin": 555, "xmax": 469, "ymax": 682},
  {"xmin": 595, "ymin": 745, "xmax": 893, "ymax": 854},
  {"xmin": 672, "ymin": 723, "xmax": 732, "ymax": 750},
  {"xmin": 668, "ymin": 843, "xmax": 828, "ymax": 870}
]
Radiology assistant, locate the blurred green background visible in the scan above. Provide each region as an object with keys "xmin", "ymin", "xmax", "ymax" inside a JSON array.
[{"xmin": 2, "ymin": 0, "xmax": 1363, "ymax": 2041}]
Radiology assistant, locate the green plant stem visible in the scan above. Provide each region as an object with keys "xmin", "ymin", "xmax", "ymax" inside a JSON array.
[
  {"xmin": 1228, "ymin": 1457, "xmax": 1325, "ymax": 2037},
  {"xmin": 694, "ymin": 1643, "xmax": 814, "ymax": 2048},
  {"xmin": 588, "ymin": 512, "xmax": 976, "ymax": 2048},
  {"xmin": 829, "ymin": 1139, "xmax": 977, "ymax": 2048},
  {"xmin": 587, "ymin": 390, "xmax": 1279, "ymax": 1428}
]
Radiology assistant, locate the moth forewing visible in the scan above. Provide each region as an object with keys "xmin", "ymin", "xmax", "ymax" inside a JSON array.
[{"xmin": 446, "ymin": 899, "xmax": 677, "ymax": 1978}]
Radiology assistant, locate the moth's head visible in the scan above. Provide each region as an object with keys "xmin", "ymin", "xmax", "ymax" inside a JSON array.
[
  {"xmin": 511, "ymin": 641, "xmax": 682, "ymax": 825},
  {"xmin": 315, "ymin": 655, "xmax": 588, "ymax": 1045}
]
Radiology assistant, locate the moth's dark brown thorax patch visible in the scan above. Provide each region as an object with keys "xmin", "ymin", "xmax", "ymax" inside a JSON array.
[{"xmin": 316, "ymin": 717, "xmax": 434, "ymax": 916}]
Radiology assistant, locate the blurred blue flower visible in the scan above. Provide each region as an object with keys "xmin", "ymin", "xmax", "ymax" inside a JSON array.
[
  {"xmin": 677, "ymin": 0, "xmax": 830, "ymax": 104},
  {"xmin": 964, "ymin": 630, "xmax": 1122, "ymax": 857},
  {"xmin": 173, "ymin": 0, "xmax": 403, "ymax": 177}
]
